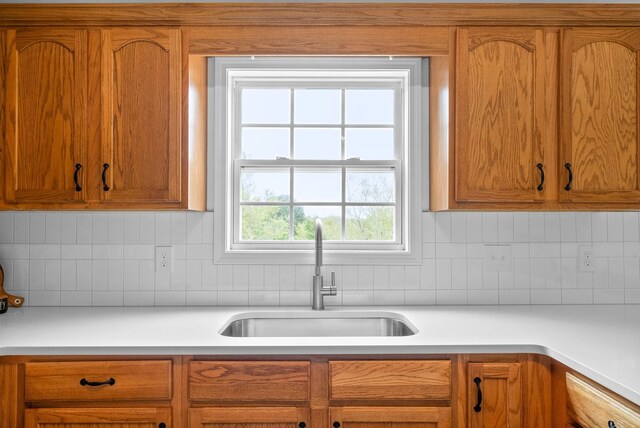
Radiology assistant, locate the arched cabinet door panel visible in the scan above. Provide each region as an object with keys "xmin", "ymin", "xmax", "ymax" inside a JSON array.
[
  {"xmin": 100, "ymin": 28, "xmax": 182, "ymax": 205},
  {"xmin": 455, "ymin": 27, "xmax": 547, "ymax": 204},
  {"xmin": 4, "ymin": 28, "xmax": 87, "ymax": 204},
  {"xmin": 560, "ymin": 28, "xmax": 640, "ymax": 204}
]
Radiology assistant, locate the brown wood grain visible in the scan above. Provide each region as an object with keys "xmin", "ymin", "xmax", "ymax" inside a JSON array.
[
  {"xmin": 561, "ymin": 28, "xmax": 640, "ymax": 204},
  {"xmin": 24, "ymin": 360, "xmax": 172, "ymax": 402},
  {"xmin": 566, "ymin": 372, "xmax": 640, "ymax": 428},
  {"xmin": 330, "ymin": 406, "xmax": 451, "ymax": 428},
  {"xmin": 186, "ymin": 54, "xmax": 207, "ymax": 211},
  {"xmin": 429, "ymin": 54, "xmax": 452, "ymax": 212},
  {"xmin": 24, "ymin": 407, "xmax": 171, "ymax": 428},
  {"xmin": 4, "ymin": 28, "xmax": 86, "ymax": 204},
  {"xmin": 329, "ymin": 360, "xmax": 451, "ymax": 401},
  {"xmin": 468, "ymin": 362, "xmax": 522, "ymax": 428},
  {"xmin": 188, "ymin": 26, "xmax": 449, "ymax": 56},
  {"xmin": 523, "ymin": 354, "xmax": 552, "ymax": 428},
  {"xmin": 100, "ymin": 27, "xmax": 182, "ymax": 205},
  {"xmin": 189, "ymin": 361, "xmax": 310, "ymax": 402},
  {"xmin": 188, "ymin": 407, "xmax": 309, "ymax": 428},
  {"xmin": 455, "ymin": 27, "xmax": 547, "ymax": 204},
  {"xmin": 2, "ymin": 4, "xmax": 640, "ymax": 27}
]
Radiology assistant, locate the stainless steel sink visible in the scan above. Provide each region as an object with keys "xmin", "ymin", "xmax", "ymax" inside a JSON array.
[{"xmin": 219, "ymin": 312, "xmax": 417, "ymax": 337}]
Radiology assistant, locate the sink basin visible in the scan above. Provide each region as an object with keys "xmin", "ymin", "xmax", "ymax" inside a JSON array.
[{"xmin": 219, "ymin": 312, "xmax": 417, "ymax": 337}]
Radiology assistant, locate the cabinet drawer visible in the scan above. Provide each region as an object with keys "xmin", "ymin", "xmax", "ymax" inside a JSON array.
[
  {"xmin": 24, "ymin": 360, "xmax": 172, "ymax": 402},
  {"xmin": 329, "ymin": 360, "xmax": 451, "ymax": 401},
  {"xmin": 189, "ymin": 361, "xmax": 310, "ymax": 402},
  {"xmin": 567, "ymin": 373, "xmax": 640, "ymax": 428}
]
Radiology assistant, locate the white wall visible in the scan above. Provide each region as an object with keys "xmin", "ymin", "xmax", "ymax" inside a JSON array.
[{"xmin": 0, "ymin": 211, "xmax": 638, "ymax": 307}]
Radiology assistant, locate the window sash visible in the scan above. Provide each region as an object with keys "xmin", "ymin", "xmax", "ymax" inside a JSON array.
[{"xmin": 228, "ymin": 70, "xmax": 407, "ymax": 252}]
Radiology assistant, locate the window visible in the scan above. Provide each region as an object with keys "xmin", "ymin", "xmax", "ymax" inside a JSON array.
[{"xmin": 212, "ymin": 57, "xmax": 423, "ymax": 264}]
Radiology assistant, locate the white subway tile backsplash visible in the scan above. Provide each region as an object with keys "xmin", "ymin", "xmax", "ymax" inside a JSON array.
[
  {"xmin": 0, "ymin": 210, "xmax": 639, "ymax": 307},
  {"xmin": 29, "ymin": 213, "xmax": 46, "ymax": 243},
  {"xmin": 92, "ymin": 213, "xmax": 108, "ymax": 244},
  {"xmin": 108, "ymin": 213, "xmax": 124, "ymax": 244},
  {"xmin": 76, "ymin": 213, "xmax": 92, "ymax": 244},
  {"xmin": 123, "ymin": 213, "xmax": 140, "ymax": 244},
  {"xmin": 0, "ymin": 213, "xmax": 14, "ymax": 243},
  {"xmin": 623, "ymin": 212, "xmax": 639, "ymax": 242}
]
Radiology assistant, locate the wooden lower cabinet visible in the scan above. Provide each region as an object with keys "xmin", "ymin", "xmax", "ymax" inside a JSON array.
[
  {"xmin": 468, "ymin": 362, "xmax": 522, "ymax": 428},
  {"xmin": 188, "ymin": 407, "xmax": 310, "ymax": 428},
  {"xmin": 330, "ymin": 407, "xmax": 452, "ymax": 428},
  {"xmin": 25, "ymin": 408, "xmax": 171, "ymax": 428}
]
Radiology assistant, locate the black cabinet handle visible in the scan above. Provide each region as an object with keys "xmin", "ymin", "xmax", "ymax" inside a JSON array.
[
  {"xmin": 608, "ymin": 421, "xmax": 616, "ymax": 428},
  {"xmin": 473, "ymin": 377, "xmax": 483, "ymax": 412},
  {"xmin": 80, "ymin": 377, "xmax": 115, "ymax": 387},
  {"xmin": 74, "ymin": 163, "xmax": 82, "ymax": 192},
  {"xmin": 298, "ymin": 423, "xmax": 306, "ymax": 428},
  {"xmin": 333, "ymin": 423, "xmax": 341, "ymax": 428},
  {"xmin": 102, "ymin": 163, "xmax": 110, "ymax": 191},
  {"xmin": 564, "ymin": 163, "xmax": 573, "ymax": 191},
  {"xmin": 159, "ymin": 424, "xmax": 166, "ymax": 428},
  {"xmin": 536, "ymin": 163, "xmax": 544, "ymax": 191}
]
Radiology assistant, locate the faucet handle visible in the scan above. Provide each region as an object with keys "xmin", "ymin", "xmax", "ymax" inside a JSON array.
[{"xmin": 330, "ymin": 271, "xmax": 337, "ymax": 293}]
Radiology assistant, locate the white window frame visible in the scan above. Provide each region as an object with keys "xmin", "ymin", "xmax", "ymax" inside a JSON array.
[{"xmin": 211, "ymin": 57, "xmax": 424, "ymax": 265}]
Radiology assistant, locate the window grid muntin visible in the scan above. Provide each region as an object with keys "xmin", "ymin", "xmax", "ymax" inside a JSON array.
[{"xmin": 232, "ymin": 76, "xmax": 405, "ymax": 248}]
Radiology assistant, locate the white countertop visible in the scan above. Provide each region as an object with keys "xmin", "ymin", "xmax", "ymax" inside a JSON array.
[{"xmin": 0, "ymin": 305, "xmax": 638, "ymax": 405}]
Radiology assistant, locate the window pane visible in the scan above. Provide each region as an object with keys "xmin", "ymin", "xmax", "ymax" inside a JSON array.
[
  {"xmin": 345, "ymin": 89, "xmax": 394, "ymax": 124},
  {"xmin": 240, "ymin": 170, "xmax": 290, "ymax": 202},
  {"xmin": 241, "ymin": 128, "xmax": 290, "ymax": 159},
  {"xmin": 346, "ymin": 206, "xmax": 394, "ymax": 241},
  {"xmin": 294, "ymin": 89, "xmax": 341, "ymax": 124},
  {"xmin": 293, "ymin": 206, "xmax": 341, "ymax": 240},
  {"xmin": 346, "ymin": 170, "xmax": 395, "ymax": 203},
  {"xmin": 294, "ymin": 128, "xmax": 341, "ymax": 160},
  {"xmin": 294, "ymin": 169, "xmax": 341, "ymax": 202},
  {"xmin": 345, "ymin": 128, "xmax": 394, "ymax": 160},
  {"xmin": 242, "ymin": 89, "xmax": 290, "ymax": 124},
  {"xmin": 241, "ymin": 206, "xmax": 289, "ymax": 240}
]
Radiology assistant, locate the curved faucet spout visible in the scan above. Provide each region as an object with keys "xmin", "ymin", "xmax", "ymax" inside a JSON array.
[
  {"xmin": 312, "ymin": 219, "xmax": 336, "ymax": 310},
  {"xmin": 315, "ymin": 219, "xmax": 323, "ymax": 276}
]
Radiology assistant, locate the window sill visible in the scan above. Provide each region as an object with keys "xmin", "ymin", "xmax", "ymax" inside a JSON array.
[{"xmin": 213, "ymin": 247, "xmax": 422, "ymax": 265}]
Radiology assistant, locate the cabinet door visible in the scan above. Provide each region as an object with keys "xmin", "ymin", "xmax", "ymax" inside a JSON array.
[
  {"xmin": 25, "ymin": 408, "xmax": 171, "ymax": 428},
  {"xmin": 188, "ymin": 407, "xmax": 310, "ymax": 428},
  {"xmin": 4, "ymin": 28, "xmax": 87, "ymax": 204},
  {"xmin": 330, "ymin": 407, "xmax": 451, "ymax": 428},
  {"xmin": 100, "ymin": 28, "xmax": 182, "ymax": 205},
  {"xmin": 455, "ymin": 28, "xmax": 547, "ymax": 204},
  {"xmin": 560, "ymin": 28, "xmax": 640, "ymax": 203},
  {"xmin": 468, "ymin": 363, "xmax": 522, "ymax": 428}
]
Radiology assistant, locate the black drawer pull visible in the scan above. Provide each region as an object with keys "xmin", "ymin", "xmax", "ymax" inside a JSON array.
[
  {"xmin": 473, "ymin": 376, "xmax": 483, "ymax": 412},
  {"xmin": 608, "ymin": 421, "xmax": 616, "ymax": 428},
  {"xmin": 536, "ymin": 163, "xmax": 544, "ymax": 191},
  {"xmin": 159, "ymin": 423, "xmax": 166, "ymax": 428},
  {"xmin": 74, "ymin": 163, "xmax": 82, "ymax": 192},
  {"xmin": 333, "ymin": 423, "xmax": 340, "ymax": 428},
  {"xmin": 298, "ymin": 423, "xmax": 306, "ymax": 428},
  {"xmin": 564, "ymin": 163, "xmax": 573, "ymax": 191},
  {"xmin": 102, "ymin": 163, "xmax": 110, "ymax": 191},
  {"xmin": 79, "ymin": 377, "xmax": 115, "ymax": 387}
]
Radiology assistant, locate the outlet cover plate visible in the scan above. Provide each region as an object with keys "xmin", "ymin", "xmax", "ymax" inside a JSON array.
[
  {"xmin": 579, "ymin": 245, "xmax": 596, "ymax": 272},
  {"xmin": 484, "ymin": 244, "xmax": 512, "ymax": 272},
  {"xmin": 155, "ymin": 246, "xmax": 172, "ymax": 273}
]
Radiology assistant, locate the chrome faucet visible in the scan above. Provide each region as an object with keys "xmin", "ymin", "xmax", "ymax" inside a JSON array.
[{"xmin": 312, "ymin": 219, "xmax": 337, "ymax": 310}]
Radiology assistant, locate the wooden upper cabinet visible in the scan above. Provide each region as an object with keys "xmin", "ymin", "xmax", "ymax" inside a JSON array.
[
  {"xmin": 100, "ymin": 28, "xmax": 182, "ymax": 205},
  {"xmin": 3, "ymin": 28, "xmax": 87, "ymax": 204},
  {"xmin": 455, "ymin": 28, "xmax": 547, "ymax": 204},
  {"xmin": 468, "ymin": 363, "xmax": 522, "ymax": 428},
  {"xmin": 560, "ymin": 28, "xmax": 640, "ymax": 204}
]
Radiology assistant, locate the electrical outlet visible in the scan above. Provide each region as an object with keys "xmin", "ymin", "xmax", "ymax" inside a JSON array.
[
  {"xmin": 484, "ymin": 244, "xmax": 512, "ymax": 272},
  {"xmin": 155, "ymin": 246, "xmax": 172, "ymax": 273},
  {"xmin": 579, "ymin": 245, "xmax": 596, "ymax": 272}
]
